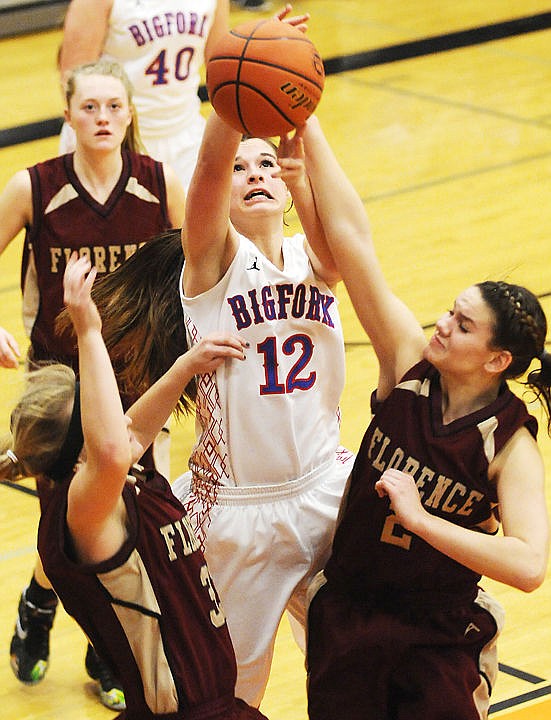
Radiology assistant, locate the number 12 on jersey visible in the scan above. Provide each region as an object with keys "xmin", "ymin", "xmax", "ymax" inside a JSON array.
[{"xmin": 258, "ymin": 334, "xmax": 316, "ymax": 395}]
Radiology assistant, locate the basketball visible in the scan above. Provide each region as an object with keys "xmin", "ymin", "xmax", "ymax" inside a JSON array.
[{"xmin": 206, "ymin": 19, "xmax": 325, "ymax": 137}]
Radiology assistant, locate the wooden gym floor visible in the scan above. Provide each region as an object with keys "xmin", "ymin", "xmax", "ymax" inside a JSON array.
[{"xmin": 1, "ymin": 1, "xmax": 551, "ymax": 717}]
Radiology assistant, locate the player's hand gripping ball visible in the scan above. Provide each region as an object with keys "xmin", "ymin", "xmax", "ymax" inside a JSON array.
[{"xmin": 206, "ymin": 19, "xmax": 325, "ymax": 137}]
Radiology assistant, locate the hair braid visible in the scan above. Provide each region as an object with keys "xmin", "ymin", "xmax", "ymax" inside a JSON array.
[
  {"xmin": 478, "ymin": 280, "xmax": 551, "ymax": 434},
  {"xmin": 500, "ymin": 283, "xmax": 545, "ymax": 352}
]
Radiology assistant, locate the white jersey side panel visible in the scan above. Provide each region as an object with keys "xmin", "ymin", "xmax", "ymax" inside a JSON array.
[
  {"xmin": 103, "ymin": 0, "xmax": 216, "ymax": 134},
  {"xmin": 181, "ymin": 234, "xmax": 346, "ymax": 488}
]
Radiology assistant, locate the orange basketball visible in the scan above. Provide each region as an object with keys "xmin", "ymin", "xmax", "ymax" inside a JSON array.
[{"xmin": 206, "ymin": 19, "xmax": 325, "ymax": 137}]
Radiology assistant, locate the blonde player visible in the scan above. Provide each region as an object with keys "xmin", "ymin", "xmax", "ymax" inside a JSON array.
[{"xmin": 58, "ymin": 0, "xmax": 229, "ymax": 189}]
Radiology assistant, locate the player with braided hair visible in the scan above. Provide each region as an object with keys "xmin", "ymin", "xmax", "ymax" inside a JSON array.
[
  {"xmin": 477, "ymin": 281, "xmax": 551, "ymax": 429},
  {"xmin": 297, "ymin": 115, "xmax": 551, "ymax": 720}
]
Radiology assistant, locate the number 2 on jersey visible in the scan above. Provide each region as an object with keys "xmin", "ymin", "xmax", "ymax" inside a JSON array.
[{"xmin": 380, "ymin": 512, "xmax": 412, "ymax": 550}]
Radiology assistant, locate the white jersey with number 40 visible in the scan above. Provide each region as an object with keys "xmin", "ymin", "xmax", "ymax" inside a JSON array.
[{"xmin": 103, "ymin": 0, "xmax": 217, "ymax": 134}]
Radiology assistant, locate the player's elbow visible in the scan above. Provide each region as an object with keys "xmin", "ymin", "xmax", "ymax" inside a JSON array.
[
  {"xmin": 513, "ymin": 558, "xmax": 547, "ymax": 593},
  {"xmin": 94, "ymin": 440, "xmax": 132, "ymax": 478},
  {"xmin": 521, "ymin": 571, "xmax": 546, "ymax": 593},
  {"xmin": 516, "ymin": 576, "xmax": 544, "ymax": 594}
]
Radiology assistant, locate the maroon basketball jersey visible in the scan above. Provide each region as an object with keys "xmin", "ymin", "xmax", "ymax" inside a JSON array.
[
  {"xmin": 38, "ymin": 470, "xmax": 247, "ymax": 719},
  {"xmin": 22, "ymin": 151, "xmax": 170, "ymax": 362},
  {"xmin": 325, "ymin": 359, "xmax": 538, "ymax": 603}
]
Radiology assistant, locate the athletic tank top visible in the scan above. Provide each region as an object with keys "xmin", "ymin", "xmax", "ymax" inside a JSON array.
[
  {"xmin": 325, "ymin": 359, "xmax": 538, "ymax": 604},
  {"xmin": 38, "ymin": 470, "xmax": 239, "ymax": 719},
  {"xmin": 102, "ymin": 0, "xmax": 217, "ymax": 134},
  {"xmin": 181, "ymin": 234, "xmax": 346, "ymax": 488},
  {"xmin": 22, "ymin": 150, "xmax": 169, "ymax": 362}
]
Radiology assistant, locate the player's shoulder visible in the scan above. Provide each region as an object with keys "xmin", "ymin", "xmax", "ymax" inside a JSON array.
[
  {"xmin": 6, "ymin": 167, "xmax": 32, "ymax": 190},
  {"xmin": 2, "ymin": 166, "xmax": 35, "ymax": 204}
]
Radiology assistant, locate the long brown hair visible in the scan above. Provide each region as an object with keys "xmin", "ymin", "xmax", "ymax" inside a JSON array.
[{"xmin": 56, "ymin": 230, "xmax": 191, "ymax": 413}]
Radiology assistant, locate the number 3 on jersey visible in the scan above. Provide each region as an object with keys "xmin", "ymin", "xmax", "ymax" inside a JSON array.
[
  {"xmin": 200, "ymin": 564, "xmax": 225, "ymax": 628},
  {"xmin": 145, "ymin": 47, "xmax": 195, "ymax": 84}
]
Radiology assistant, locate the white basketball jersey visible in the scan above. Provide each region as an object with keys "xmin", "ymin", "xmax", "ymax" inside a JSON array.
[
  {"xmin": 102, "ymin": 0, "xmax": 217, "ymax": 134},
  {"xmin": 181, "ymin": 234, "xmax": 346, "ymax": 488}
]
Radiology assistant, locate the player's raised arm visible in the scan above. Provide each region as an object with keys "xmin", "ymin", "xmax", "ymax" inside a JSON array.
[
  {"xmin": 58, "ymin": 0, "xmax": 111, "ymax": 81},
  {"xmin": 302, "ymin": 115, "xmax": 426, "ymax": 395},
  {"xmin": 277, "ymin": 130, "xmax": 340, "ymax": 286},
  {"xmin": 181, "ymin": 112, "xmax": 241, "ymax": 298}
]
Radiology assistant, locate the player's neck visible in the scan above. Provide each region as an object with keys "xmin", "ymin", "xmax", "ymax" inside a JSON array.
[
  {"xmin": 248, "ymin": 231, "xmax": 285, "ymax": 269},
  {"xmin": 440, "ymin": 374, "xmax": 500, "ymax": 425},
  {"xmin": 235, "ymin": 216, "xmax": 285, "ymax": 268},
  {"xmin": 73, "ymin": 149, "xmax": 123, "ymax": 204}
]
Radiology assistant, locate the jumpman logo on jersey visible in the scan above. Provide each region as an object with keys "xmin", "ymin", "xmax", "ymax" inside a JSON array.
[
  {"xmin": 464, "ymin": 622, "xmax": 481, "ymax": 636},
  {"xmin": 247, "ymin": 256, "xmax": 260, "ymax": 271}
]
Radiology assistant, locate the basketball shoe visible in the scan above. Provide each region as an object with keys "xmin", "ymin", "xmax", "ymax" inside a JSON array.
[
  {"xmin": 85, "ymin": 643, "xmax": 126, "ymax": 711},
  {"xmin": 10, "ymin": 588, "xmax": 58, "ymax": 684}
]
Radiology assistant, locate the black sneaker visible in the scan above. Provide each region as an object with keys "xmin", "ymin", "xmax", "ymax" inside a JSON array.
[
  {"xmin": 9, "ymin": 589, "xmax": 57, "ymax": 684},
  {"xmin": 85, "ymin": 643, "xmax": 126, "ymax": 711}
]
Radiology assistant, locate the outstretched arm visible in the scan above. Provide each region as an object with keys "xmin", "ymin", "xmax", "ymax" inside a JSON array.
[
  {"xmin": 65, "ymin": 256, "xmax": 248, "ymax": 565},
  {"xmin": 163, "ymin": 163, "xmax": 187, "ymax": 229},
  {"xmin": 301, "ymin": 115, "xmax": 426, "ymax": 396},
  {"xmin": 183, "ymin": 9, "xmax": 310, "ymax": 297},
  {"xmin": 182, "ymin": 111, "xmax": 241, "ymax": 297},
  {"xmin": 204, "ymin": 0, "xmax": 230, "ymax": 63},
  {"xmin": 277, "ymin": 131, "xmax": 339, "ymax": 287},
  {"xmin": 126, "ymin": 333, "xmax": 247, "ymax": 453},
  {"xmin": 58, "ymin": 0, "xmax": 111, "ymax": 83},
  {"xmin": 64, "ymin": 253, "xmax": 131, "ymax": 564}
]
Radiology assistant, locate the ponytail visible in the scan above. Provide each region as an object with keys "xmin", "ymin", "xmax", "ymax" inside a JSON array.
[{"xmin": 525, "ymin": 349, "xmax": 551, "ymax": 434}]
